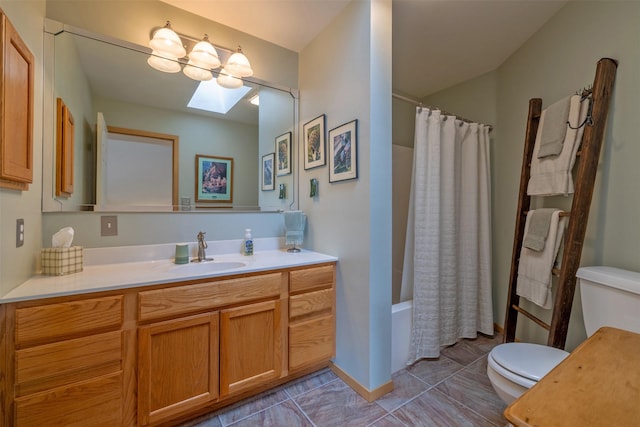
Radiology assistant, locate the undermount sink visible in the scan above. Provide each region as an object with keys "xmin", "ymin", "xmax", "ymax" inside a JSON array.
[{"xmin": 170, "ymin": 260, "xmax": 247, "ymax": 273}]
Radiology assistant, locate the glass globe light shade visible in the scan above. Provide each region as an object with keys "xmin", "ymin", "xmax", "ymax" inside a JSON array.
[
  {"xmin": 184, "ymin": 62, "xmax": 213, "ymax": 81},
  {"xmin": 149, "ymin": 22, "xmax": 186, "ymax": 58},
  {"xmin": 188, "ymin": 35, "xmax": 221, "ymax": 69},
  {"xmin": 217, "ymin": 69, "xmax": 243, "ymax": 89},
  {"xmin": 224, "ymin": 46, "xmax": 253, "ymax": 77},
  {"xmin": 147, "ymin": 51, "xmax": 181, "ymax": 73}
]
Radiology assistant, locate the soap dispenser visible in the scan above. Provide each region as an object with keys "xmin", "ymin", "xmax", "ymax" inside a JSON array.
[{"xmin": 244, "ymin": 229, "xmax": 254, "ymax": 256}]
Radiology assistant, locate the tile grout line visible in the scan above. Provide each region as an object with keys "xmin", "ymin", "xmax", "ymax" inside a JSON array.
[
  {"xmin": 223, "ymin": 375, "xmax": 340, "ymax": 426},
  {"xmin": 429, "ymin": 386, "xmax": 502, "ymax": 427},
  {"xmin": 289, "ymin": 395, "xmax": 318, "ymax": 427}
]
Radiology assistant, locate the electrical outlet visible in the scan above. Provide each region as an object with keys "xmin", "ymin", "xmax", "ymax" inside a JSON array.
[
  {"xmin": 16, "ymin": 218, "xmax": 24, "ymax": 247},
  {"xmin": 101, "ymin": 215, "xmax": 118, "ymax": 236}
]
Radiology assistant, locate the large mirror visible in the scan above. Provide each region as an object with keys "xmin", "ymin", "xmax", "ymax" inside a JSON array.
[{"xmin": 42, "ymin": 21, "xmax": 297, "ymax": 212}]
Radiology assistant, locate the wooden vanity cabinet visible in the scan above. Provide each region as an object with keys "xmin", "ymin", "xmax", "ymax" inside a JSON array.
[
  {"xmin": 138, "ymin": 312, "xmax": 219, "ymax": 426},
  {"xmin": 0, "ymin": 10, "xmax": 34, "ymax": 191},
  {"xmin": 9, "ymin": 295, "xmax": 126, "ymax": 427},
  {"xmin": 220, "ymin": 299, "xmax": 283, "ymax": 397},
  {"xmin": 288, "ymin": 264, "xmax": 336, "ymax": 371},
  {"xmin": 1, "ymin": 262, "xmax": 336, "ymax": 426},
  {"xmin": 136, "ymin": 272, "xmax": 287, "ymax": 426}
]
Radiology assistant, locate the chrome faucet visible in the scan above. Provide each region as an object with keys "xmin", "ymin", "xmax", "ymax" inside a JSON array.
[{"xmin": 195, "ymin": 231, "xmax": 209, "ymax": 262}]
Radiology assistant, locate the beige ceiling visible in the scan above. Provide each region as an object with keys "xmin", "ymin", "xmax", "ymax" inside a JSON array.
[{"xmin": 162, "ymin": 0, "xmax": 567, "ymax": 98}]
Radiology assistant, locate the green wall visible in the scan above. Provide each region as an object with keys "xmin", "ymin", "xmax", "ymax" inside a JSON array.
[
  {"xmin": 392, "ymin": 1, "xmax": 639, "ymax": 352},
  {"xmin": 494, "ymin": 0, "xmax": 640, "ymax": 350},
  {"xmin": 0, "ymin": 0, "xmax": 46, "ymax": 296}
]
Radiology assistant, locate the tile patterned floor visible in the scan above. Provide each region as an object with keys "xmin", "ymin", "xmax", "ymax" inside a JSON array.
[{"xmin": 180, "ymin": 333, "xmax": 507, "ymax": 427}]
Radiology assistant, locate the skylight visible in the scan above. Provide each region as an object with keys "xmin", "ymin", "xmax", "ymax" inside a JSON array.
[{"xmin": 187, "ymin": 79, "xmax": 251, "ymax": 114}]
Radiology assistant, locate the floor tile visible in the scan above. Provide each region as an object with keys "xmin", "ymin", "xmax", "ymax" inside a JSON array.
[
  {"xmin": 436, "ymin": 356, "xmax": 506, "ymax": 426},
  {"xmin": 179, "ymin": 413, "xmax": 223, "ymax": 427},
  {"xmin": 375, "ymin": 370, "xmax": 431, "ymax": 412},
  {"xmin": 227, "ymin": 400, "xmax": 313, "ymax": 427},
  {"xmin": 284, "ymin": 368, "xmax": 339, "ymax": 397},
  {"xmin": 369, "ymin": 414, "xmax": 408, "ymax": 427},
  {"xmin": 392, "ymin": 388, "xmax": 495, "ymax": 426},
  {"xmin": 440, "ymin": 333, "xmax": 501, "ymax": 366},
  {"xmin": 217, "ymin": 387, "xmax": 290, "ymax": 426},
  {"xmin": 295, "ymin": 379, "xmax": 387, "ymax": 426},
  {"xmin": 406, "ymin": 356, "xmax": 464, "ymax": 386}
]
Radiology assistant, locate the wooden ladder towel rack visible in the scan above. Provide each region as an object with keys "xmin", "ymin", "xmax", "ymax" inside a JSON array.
[{"xmin": 503, "ymin": 58, "xmax": 618, "ymax": 349}]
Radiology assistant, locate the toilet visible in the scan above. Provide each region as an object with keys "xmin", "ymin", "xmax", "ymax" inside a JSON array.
[{"xmin": 488, "ymin": 266, "xmax": 640, "ymax": 404}]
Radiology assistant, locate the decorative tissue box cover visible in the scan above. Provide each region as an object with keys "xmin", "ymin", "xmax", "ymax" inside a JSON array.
[{"xmin": 41, "ymin": 246, "xmax": 84, "ymax": 276}]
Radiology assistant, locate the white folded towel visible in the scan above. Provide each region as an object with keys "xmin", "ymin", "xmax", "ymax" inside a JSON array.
[
  {"xmin": 527, "ymin": 95, "xmax": 589, "ymax": 196},
  {"xmin": 516, "ymin": 209, "xmax": 566, "ymax": 309}
]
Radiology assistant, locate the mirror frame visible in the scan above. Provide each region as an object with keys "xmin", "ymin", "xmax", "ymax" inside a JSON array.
[{"xmin": 42, "ymin": 19, "xmax": 300, "ymax": 213}]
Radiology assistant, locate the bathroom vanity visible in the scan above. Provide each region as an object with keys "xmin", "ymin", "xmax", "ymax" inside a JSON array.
[{"xmin": 0, "ymin": 247, "xmax": 337, "ymax": 426}]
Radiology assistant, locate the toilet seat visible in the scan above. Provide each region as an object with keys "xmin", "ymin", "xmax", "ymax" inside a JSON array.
[{"xmin": 488, "ymin": 343, "xmax": 569, "ymax": 388}]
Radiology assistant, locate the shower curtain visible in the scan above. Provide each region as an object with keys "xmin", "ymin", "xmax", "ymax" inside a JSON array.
[{"xmin": 401, "ymin": 108, "xmax": 494, "ymax": 362}]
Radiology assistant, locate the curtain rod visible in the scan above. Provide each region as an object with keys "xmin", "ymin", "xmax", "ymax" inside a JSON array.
[{"xmin": 392, "ymin": 92, "xmax": 493, "ymax": 131}]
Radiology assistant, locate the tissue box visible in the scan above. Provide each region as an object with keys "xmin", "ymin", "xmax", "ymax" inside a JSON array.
[{"xmin": 41, "ymin": 246, "xmax": 84, "ymax": 276}]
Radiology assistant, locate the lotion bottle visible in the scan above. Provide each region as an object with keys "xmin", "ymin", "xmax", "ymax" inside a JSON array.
[{"xmin": 244, "ymin": 229, "xmax": 254, "ymax": 256}]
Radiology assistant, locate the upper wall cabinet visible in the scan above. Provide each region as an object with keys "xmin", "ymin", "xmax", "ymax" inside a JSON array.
[{"xmin": 0, "ymin": 10, "xmax": 34, "ymax": 191}]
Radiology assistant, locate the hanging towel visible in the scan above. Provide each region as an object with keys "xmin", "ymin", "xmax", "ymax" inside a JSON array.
[
  {"xmin": 284, "ymin": 210, "xmax": 306, "ymax": 245},
  {"xmin": 538, "ymin": 96, "xmax": 572, "ymax": 158},
  {"xmin": 527, "ymin": 95, "xmax": 589, "ymax": 196},
  {"xmin": 516, "ymin": 209, "xmax": 566, "ymax": 309},
  {"xmin": 523, "ymin": 208, "xmax": 557, "ymax": 251}
]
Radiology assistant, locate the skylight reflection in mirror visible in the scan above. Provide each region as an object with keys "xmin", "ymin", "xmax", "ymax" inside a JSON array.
[{"xmin": 187, "ymin": 79, "xmax": 253, "ymax": 114}]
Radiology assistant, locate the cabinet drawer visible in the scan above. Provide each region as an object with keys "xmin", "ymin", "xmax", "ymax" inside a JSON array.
[
  {"xmin": 289, "ymin": 288, "xmax": 333, "ymax": 321},
  {"xmin": 15, "ymin": 371, "xmax": 123, "ymax": 427},
  {"xmin": 289, "ymin": 264, "xmax": 335, "ymax": 293},
  {"xmin": 139, "ymin": 273, "xmax": 282, "ymax": 322},
  {"xmin": 289, "ymin": 314, "xmax": 335, "ymax": 370},
  {"xmin": 15, "ymin": 330, "xmax": 122, "ymax": 396},
  {"xmin": 15, "ymin": 295, "xmax": 123, "ymax": 346}
]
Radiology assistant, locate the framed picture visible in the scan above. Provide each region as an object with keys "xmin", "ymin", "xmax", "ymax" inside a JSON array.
[
  {"xmin": 195, "ymin": 154, "xmax": 233, "ymax": 203},
  {"xmin": 275, "ymin": 132, "xmax": 292, "ymax": 176},
  {"xmin": 262, "ymin": 153, "xmax": 275, "ymax": 191},
  {"xmin": 303, "ymin": 114, "xmax": 326, "ymax": 170},
  {"xmin": 329, "ymin": 119, "xmax": 358, "ymax": 183}
]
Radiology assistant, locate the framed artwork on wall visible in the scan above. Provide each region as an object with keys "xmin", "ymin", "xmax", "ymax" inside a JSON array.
[
  {"xmin": 195, "ymin": 154, "xmax": 233, "ymax": 203},
  {"xmin": 329, "ymin": 119, "xmax": 358, "ymax": 183},
  {"xmin": 276, "ymin": 131, "xmax": 292, "ymax": 176},
  {"xmin": 303, "ymin": 114, "xmax": 326, "ymax": 170},
  {"xmin": 262, "ymin": 153, "xmax": 275, "ymax": 191}
]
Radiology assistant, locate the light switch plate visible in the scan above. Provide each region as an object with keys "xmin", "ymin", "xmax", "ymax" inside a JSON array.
[
  {"xmin": 101, "ymin": 215, "xmax": 118, "ymax": 236},
  {"xmin": 16, "ymin": 218, "xmax": 24, "ymax": 247}
]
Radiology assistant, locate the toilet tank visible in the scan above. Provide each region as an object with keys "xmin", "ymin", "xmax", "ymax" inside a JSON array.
[{"xmin": 577, "ymin": 266, "xmax": 640, "ymax": 336}]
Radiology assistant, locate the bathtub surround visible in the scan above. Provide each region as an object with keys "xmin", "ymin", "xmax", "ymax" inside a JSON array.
[{"xmin": 402, "ymin": 108, "xmax": 493, "ymax": 361}]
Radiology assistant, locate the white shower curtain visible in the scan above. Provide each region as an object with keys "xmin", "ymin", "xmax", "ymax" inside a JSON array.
[{"xmin": 401, "ymin": 108, "xmax": 494, "ymax": 362}]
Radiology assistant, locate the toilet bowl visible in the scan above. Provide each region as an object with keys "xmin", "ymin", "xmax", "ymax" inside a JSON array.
[
  {"xmin": 487, "ymin": 342, "xmax": 568, "ymax": 404},
  {"xmin": 488, "ymin": 266, "xmax": 640, "ymax": 404}
]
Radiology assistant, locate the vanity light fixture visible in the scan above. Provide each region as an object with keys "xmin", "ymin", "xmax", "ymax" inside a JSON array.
[
  {"xmin": 147, "ymin": 50, "xmax": 181, "ymax": 73},
  {"xmin": 149, "ymin": 21, "xmax": 186, "ymax": 58},
  {"xmin": 147, "ymin": 22, "xmax": 254, "ymax": 85},
  {"xmin": 225, "ymin": 46, "xmax": 254, "ymax": 78},
  {"xmin": 216, "ymin": 68, "xmax": 243, "ymax": 89}
]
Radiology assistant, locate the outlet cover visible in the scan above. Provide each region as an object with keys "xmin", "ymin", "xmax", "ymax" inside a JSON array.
[{"xmin": 101, "ymin": 215, "xmax": 118, "ymax": 236}]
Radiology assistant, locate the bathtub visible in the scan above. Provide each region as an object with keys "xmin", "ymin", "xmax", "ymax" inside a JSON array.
[{"xmin": 391, "ymin": 299, "xmax": 413, "ymax": 373}]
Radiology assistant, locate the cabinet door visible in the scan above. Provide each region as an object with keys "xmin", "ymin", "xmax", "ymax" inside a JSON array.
[
  {"xmin": 0, "ymin": 13, "xmax": 34, "ymax": 190},
  {"xmin": 138, "ymin": 312, "xmax": 219, "ymax": 426},
  {"xmin": 220, "ymin": 300, "xmax": 282, "ymax": 396}
]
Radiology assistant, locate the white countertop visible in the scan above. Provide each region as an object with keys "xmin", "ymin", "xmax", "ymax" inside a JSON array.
[{"xmin": 2, "ymin": 240, "xmax": 337, "ymax": 303}]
